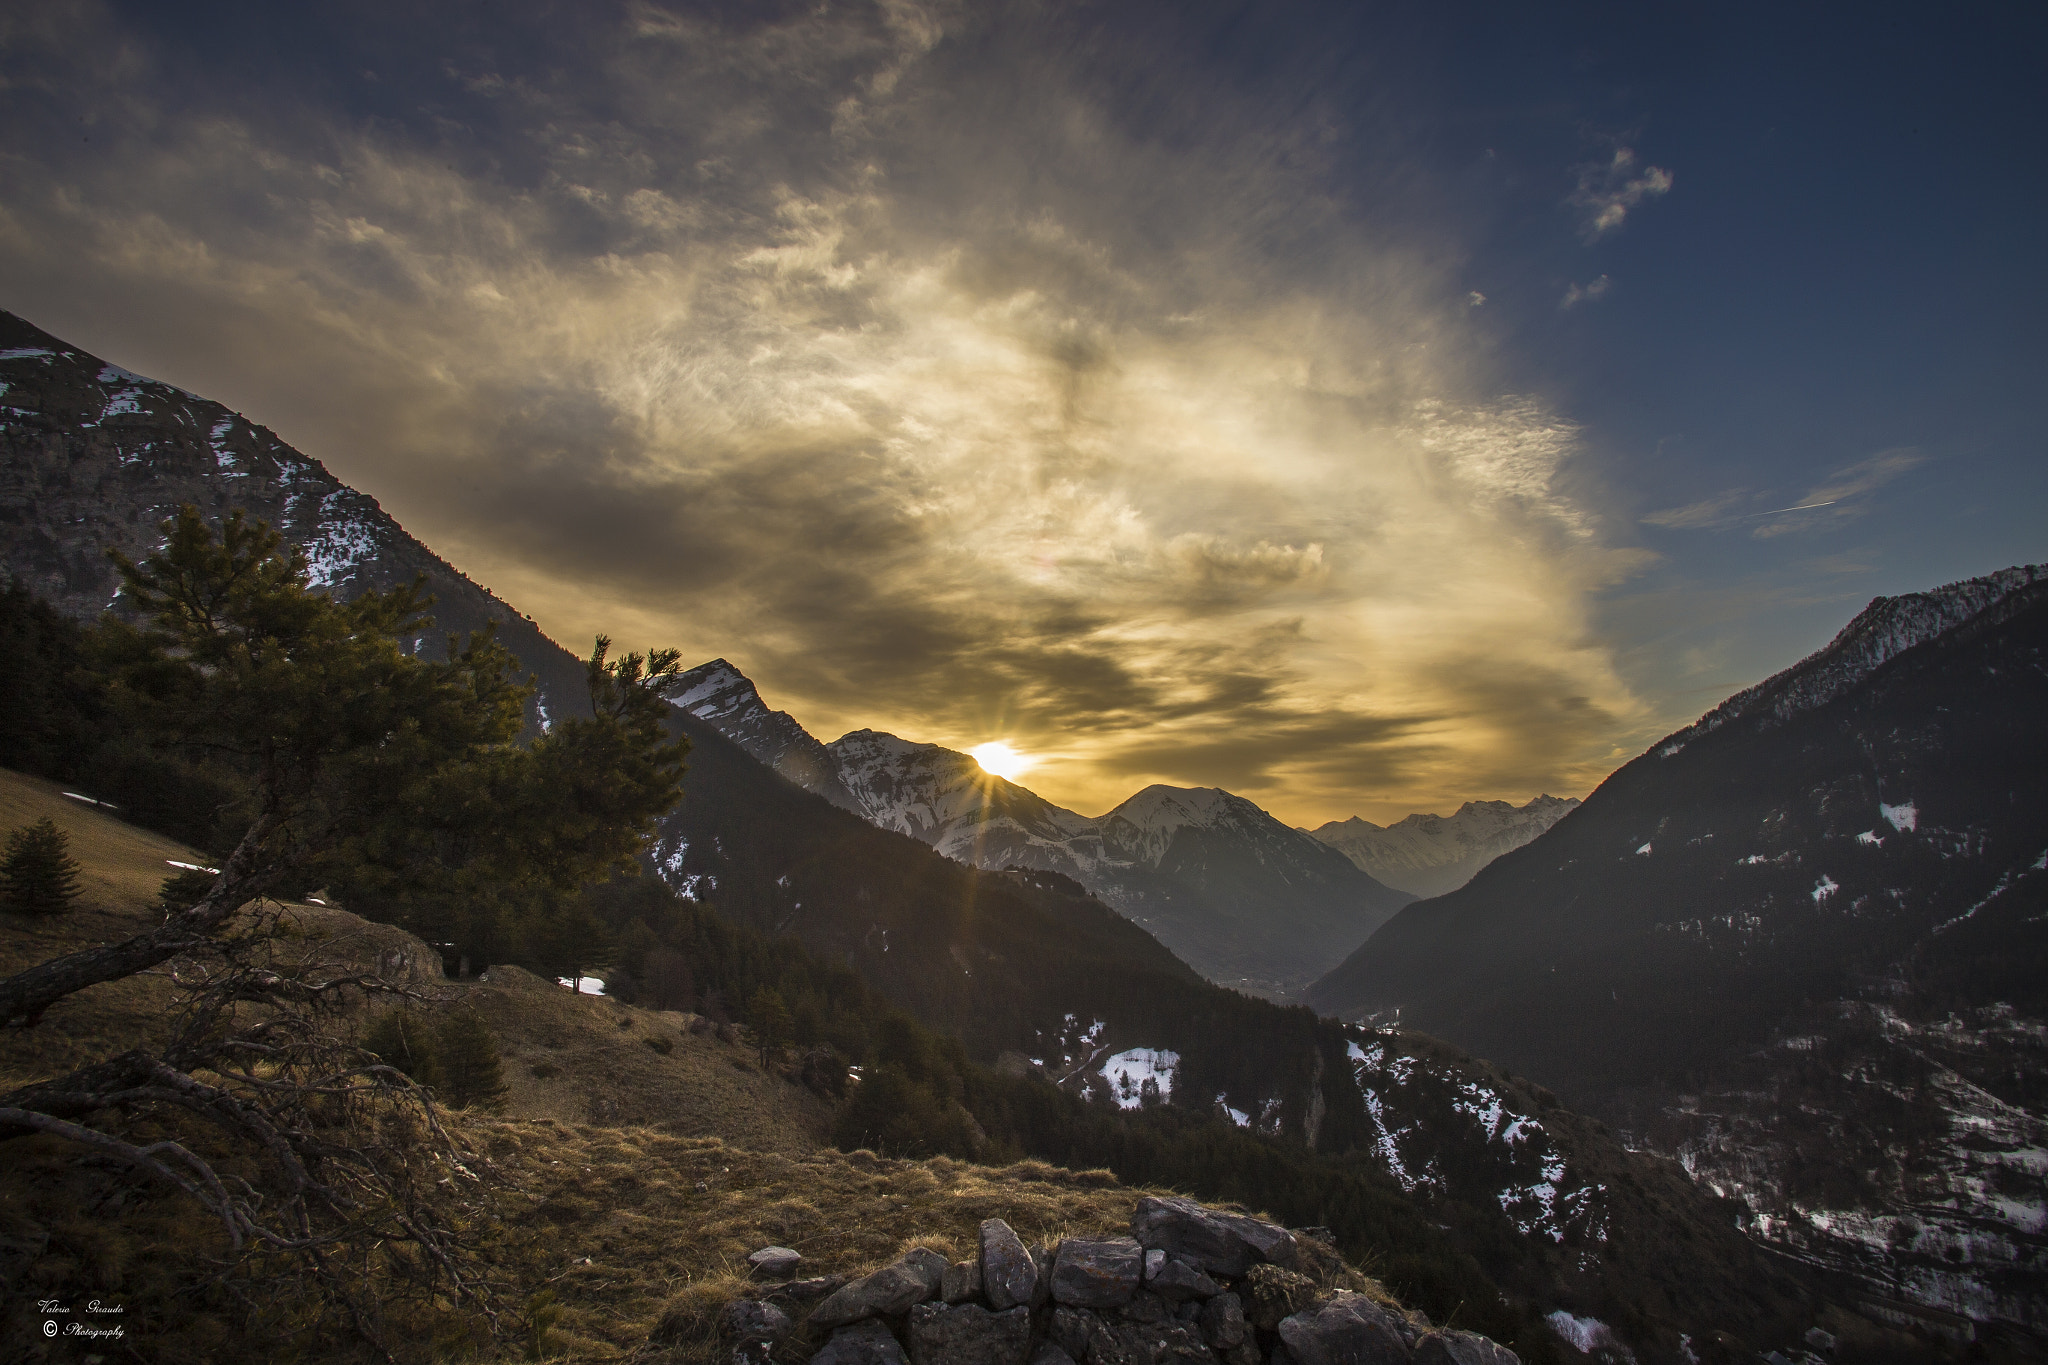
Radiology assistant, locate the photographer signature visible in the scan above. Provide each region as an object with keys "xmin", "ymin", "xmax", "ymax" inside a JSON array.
[{"xmin": 37, "ymin": 1299, "xmax": 126, "ymax": 1341}]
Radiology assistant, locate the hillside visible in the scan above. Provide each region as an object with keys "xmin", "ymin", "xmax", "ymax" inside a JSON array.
[{"xmin": 1305, "ymin": 569, "xmax": 2048, "ymax": 1337}]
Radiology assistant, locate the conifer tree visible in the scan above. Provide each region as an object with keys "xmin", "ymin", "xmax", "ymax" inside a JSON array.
[
  {"xmin": 748, "ymin": 986, "xmax": 795, "ymax": 1066},
  {"xmin": 0, "ymin": 817, "xmax": 82, "ymax": 916},
  {"xmin": 362, "ymin": 1009, "xmax": 445, "ymax": 1091},
  {"xmin": 436, "ymin": 1008, "xmax": 508, "ymax": 1112}
]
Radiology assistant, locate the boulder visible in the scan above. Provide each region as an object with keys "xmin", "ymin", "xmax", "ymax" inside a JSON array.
[
  {"xmin": 813, "ymin": 1320, "xmax": 910, "ymax": 1365},
  {"xmin": 943, "ymin": 1259, "xmax": 983, "ymax": 1304},
  {"xmin": 1415, "ymin": 1329, "xmax": 1520, "ymax": 1365},
  {"xmin": 1121, "ymin": 1290, "xmax": 1171, "ymax": 1325},
  {"xmin": 982, "ymin": 1218, "xmax": 1039, "ymax": 1311},
  {"xmin": 1052, "ymin": 1235, "xmax": 1144, "ymax": 1308},
  {"xmin": 748, "ymin": 1245, "xmax": 803, "ymax": 1280},
  {"xmin": 1130, "ymin": 1197, "xmax": 1299, "ymax": 1278},
  {"xmin": 906, "ymin": 1301, "xmax": 1032, "ymax": 1365},
  {"xmin": 1030, "ymin": 1244, "xmax": 1055, "ymax": 1310},
  {"xmin": 1029, "ymin": 1343, "xmax": 1080, "ymax": 1365},
  {"xmin": 1239, "ymin": 1266, "xmax": 1319, "ymax": 1331},
  {"xmin": 1148, "ymin": 1258, "xmax": 1221, "ymax": 1303},
  {"xmin": 1197, "ymin": 1292, "xmax": 1246, "ymax": 1350},
  {"xmin": 773, "ymin": 1273, "xmax": 851, "ymax": 1305},
  {"xmin": 721, "ymin": 1298, "xmax": 792, "ymax": 1346},
  {"xmin": 1050, "ymin": 1306, "xmax": 1216, "ymax": 1365},
  {"xmin": 811, "ymin": 1248, "xmax": 949, "ymax": 1328},
  {"xmin": 1275, "ymin": 1292, "xmax": 1409, "ymax": 1365}
]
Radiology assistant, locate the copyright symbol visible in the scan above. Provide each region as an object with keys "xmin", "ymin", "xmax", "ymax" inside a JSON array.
[{"xmin": 43, "ymin": 1319, "xmax": 57, "ymax": 1337}]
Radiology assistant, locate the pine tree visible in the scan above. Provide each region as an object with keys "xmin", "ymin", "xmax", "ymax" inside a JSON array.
[
  {"xmin": 437, "ymin": 1008, "xmax": 508, "ymax": 1112},
  {"xmin": 0, "ymin": 818, "xmax": 82, "ymax": 916},
  {"xmin": 748, "ymin": 986, "xmax": 795, "ymax": 1066},
  {"xmin": 362, "ymin": 1010, "xmax": 445, "ymax": 1090}
]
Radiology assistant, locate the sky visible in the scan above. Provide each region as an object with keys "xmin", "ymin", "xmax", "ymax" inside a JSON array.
[{"xmin": 1, "ymin": 1, "xmax": 2042, "ymax": 826}]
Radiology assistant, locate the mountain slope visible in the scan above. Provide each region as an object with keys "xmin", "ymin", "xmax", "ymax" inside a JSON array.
[
  {"xmin": 1305, "ymin": 568, "xmax": 2048, "ymax": 1333},
  {"xmin": 1311, "ymin": 795, "xmax": 1580, "ymax": 899},
  {"xmin": 664, "ymin": 689, "xmax": 1417, "ymax": 996},
  {"xmin": 826, "ymin": 732, "xmax": 1413, "ymax": 996}
]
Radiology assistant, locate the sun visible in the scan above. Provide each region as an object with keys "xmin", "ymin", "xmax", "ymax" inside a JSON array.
[{"xmin": 968, "ymin": 741, "xmax": 1033, "ymax": 782}]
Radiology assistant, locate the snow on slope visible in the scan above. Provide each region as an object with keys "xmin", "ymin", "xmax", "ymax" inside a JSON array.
[{"xmin": 1673, "ymin": 564, "xmax": 2048, "ymax": 745}]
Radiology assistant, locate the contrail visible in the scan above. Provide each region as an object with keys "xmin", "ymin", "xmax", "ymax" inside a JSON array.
[{"xmin": 1737, "ymin": 499, "xmax": 1837, "ymax": 520}]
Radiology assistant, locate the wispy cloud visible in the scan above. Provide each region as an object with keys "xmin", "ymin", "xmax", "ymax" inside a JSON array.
[
  {"xmin": 1639, "ymin": 449, "xmax": 1925, "ymax": 540},
  {"xmin": 1561, "ymin": 274, "xmax": 1612, "ymax": 309},
  {"xmin": 0, "ymin": 0, "xmax": 1652, "ymax": 824},
  {"xmin": 1568, "ymin": 146, "xmax": 1672, "ymax": 240}
]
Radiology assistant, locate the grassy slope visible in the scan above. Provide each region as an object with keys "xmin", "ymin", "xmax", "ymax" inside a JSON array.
[{"xmin": 0, "ymin": 768, "xmax": 1418, "ymax": 1363}]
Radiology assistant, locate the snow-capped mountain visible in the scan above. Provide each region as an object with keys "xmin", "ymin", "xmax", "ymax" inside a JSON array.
[
  {"xmin": 672, "ymin": 659, "xmax": 860, "ymax": 810},
  {"xmin": 1306, "ymin": 564, "xmax": 2048, "ymax": 1333},
  {"xmin": 821, "ymin": 735, "xmax": 1413, "ymax": 997},
  {"xmin": 1310, "ymin": 795, "xmax": 1580, "ymax": 900}
]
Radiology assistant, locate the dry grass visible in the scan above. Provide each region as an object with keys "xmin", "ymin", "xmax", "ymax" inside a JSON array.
[{"xmin": 0, "ymin": 767, "xmax": 1404, "ymax": 1362}]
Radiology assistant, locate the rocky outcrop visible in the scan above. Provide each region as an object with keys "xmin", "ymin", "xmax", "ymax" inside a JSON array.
[{"xmin": 713, "ymin": 1201, "xmax": 1520, "ymax": 1365}]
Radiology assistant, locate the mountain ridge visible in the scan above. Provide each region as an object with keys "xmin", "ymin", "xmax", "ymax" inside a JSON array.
[{"xmin": 1309, "ymin": 795, "xmax": 1581, "ymax": 900}]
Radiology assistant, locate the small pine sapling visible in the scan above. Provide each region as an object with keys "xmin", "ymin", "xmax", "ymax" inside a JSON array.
[
  {"xmin": 437, "ymin": 1008, "xmax": 509, "ymax": 1112},
  {"xmin": 361, "ymin": 1009, "xmax": 445, "ymax": 1091},
  {"xmin": 0, "ymin": 817, "xmax": 82, "ymax": 916}
]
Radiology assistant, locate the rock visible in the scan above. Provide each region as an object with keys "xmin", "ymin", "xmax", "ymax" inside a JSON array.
[
  {"xmin": 943, "ymin": 1258, "xmax": 983, "ymax": 1304},
  {"xmin": 1050, "ymin": 1307, "xmax": 1105, "ymax": 1361},
  {"xmin": 748, "ymin": 1245, "xmax": 803, "ymax": 1280},
  {"xmin": 1052, "ymin": 1235, "xmax": 1144, "ymax": 1308},
  {"xmin": 1131, "ymin": 1196, "xmax": 1299, "ymax": 1278},
  {"xmin": 1415, "ymin": 1329, "xmax": 1520, "ymax": 1365},
  {"xmin": 813, "ymin": 1319, "xmax": 910, "ymax": 1365},
  {"xmin": 1145, "ymin": 1248, "xmax": 1168, "ymax": 1281},
  {"xmin": 906, "ymin": 1301, "xmax": 1032, "ymax": 1365},
  {"xmin": 1275, "ymin": 1292, "xmax": 1409, "ymax": 1365},
  {"xmin": 1175, "ymin": 1302, "xmax": 1202, "ymax": 1324},
  {"xmin": 982, "ymin": 1218, "xmax": 1039, "ymax": 1311},
  {"xmin": 1030, "ymin": 1244, "xmax": 1055, "ymax": 1310},
  {"xmin": 1050, "ymin": 1306, "xmax": 1217, "ymax": 1365},
  {"xmin": 1121, "ymin": 1289, "xmax": 1171, "ymax": 1324},
  {"xmin": 734, "ymin": 1344, "xmax": 773, "ymax": 1365},
  {"xmin": 812, "ymin": 1247, "xmax": 949, "ymax": 1328},
  {"xmin": 721, "ymin": 1298, "xmax": 792, "ymax": 1345},
  {"xmin": 1295, "ymin": 1227, "xmax": 1337, "ymax": 1247},
  {"xmin": 773, "ymin": 1273, "xmax": 852, "ymax": 1305},
  {"xmin": 1148, "ymin": 1258, "xmax": 1221, "ymax": 1303},
  {"xmin": 1030, "ymin": 1343, "xmax": 1081, "ymax": 1365},
  {"xmin": 1197, "ymin": 1292, "xmax": 1246, "ymax": 1349}
]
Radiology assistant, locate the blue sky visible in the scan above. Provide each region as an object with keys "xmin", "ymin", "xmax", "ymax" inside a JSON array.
[{"xmin": 2, "ymin": 1, "xmax": 2040, "ymax": 822}]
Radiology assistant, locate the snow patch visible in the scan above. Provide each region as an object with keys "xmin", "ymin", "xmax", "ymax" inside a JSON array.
[
  {"xmin": 1545, "ymin": 1311, "xmax": 1629, "ymax": 1356},
  {"xmin": 1634, "ymin": 842, "xmax": 1652, "ymax": 856},
  {"xmin": 1857, "ymin": 829, "xmax": 1883, "ymax": 846},
  {"xmin": 1099, "ymin": 1048, "xmax": 1177, "ymax": 1109},
  {"xmin": 1881, "ymin": 800, "xmax": 1918, "ymax": 833},
  {"xmin": 1217, "ymin": 1094, "xmax": 1250, "ymax": 1127},
  {"xmin": 557, "ymin": 976, "xmax": 606, "ymax": 995},
  {"xmin": 1812, "ymin": 875, "xmax": 1840, "ymax": 904},
  {"xmin": 1659, "ymin": 742, "xmax": 1683, "ymax": 758}
]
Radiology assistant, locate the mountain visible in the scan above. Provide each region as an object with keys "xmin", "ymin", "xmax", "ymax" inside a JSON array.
[
  {"xmin": 674, "ymin": 659, "xmax": 861, "ymax": 810},
  {"xmin": 1310, "ymin": 795, "xmax": 1581, "ymax": 899},
  {"xmin": 666, "ymin": 677, "xmax": 1414, "ymax": 995},
  {"xmin": 0, "ymin": 309, "xmax": 1918, "ymax": 1358},
  {"xmin": 1305, "ymin": 567, "xmax": 2048, "ymax": 1336}
]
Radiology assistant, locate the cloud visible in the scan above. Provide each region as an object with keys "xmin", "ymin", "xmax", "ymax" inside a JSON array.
[
  {"xmin": 0, "ymin": 0, "xmax": 1652, "ymax": 825},
  {"xmin": 1560, "ymin": 274, "xmax": 1612, "ymax": 309},
  {"xmin": 1568, "ymin": 146, "xmax": 1672, "ymax": 240},
  {"xmin": 1640, "ymin": 489, "xmax": 1751, "ymax": 529}
]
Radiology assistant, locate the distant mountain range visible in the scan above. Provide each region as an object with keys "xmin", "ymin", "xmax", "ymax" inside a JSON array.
[
  {"xmin": 1308, "ymin": 795, "xmax": 1579, "ymax": 899},
  {"xmin": 1306, "ymin": 565, "xmax": 2048, "ymax": 1333},
  {"xmin": 671, "ymin": 657, "xmax": 1414, "ymax": 997}
]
